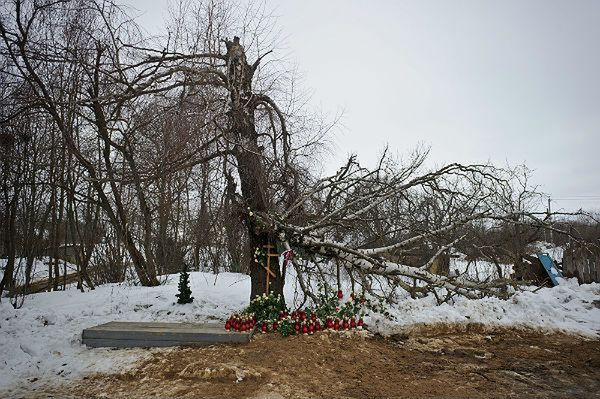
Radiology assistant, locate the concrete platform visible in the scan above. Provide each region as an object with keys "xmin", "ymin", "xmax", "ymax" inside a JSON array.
[{"xmin": 82, "ymin": 321, "xmax": 253, "ymax": 348}]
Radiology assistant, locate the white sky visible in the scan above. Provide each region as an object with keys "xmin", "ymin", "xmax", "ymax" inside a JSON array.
[{"xmin": 125, "ymin": 0, "xmax": 600, "ymax": 213}]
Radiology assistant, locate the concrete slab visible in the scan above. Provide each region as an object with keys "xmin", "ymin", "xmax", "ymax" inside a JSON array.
[{"xmin": 82, "ymin": 321, "xmax": 253, "ymax": 348}]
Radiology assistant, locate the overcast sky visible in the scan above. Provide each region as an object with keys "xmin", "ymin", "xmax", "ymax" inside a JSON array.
[{"xmin": 125, "ymin": 0, "xmax": 600, "ymax": 212}]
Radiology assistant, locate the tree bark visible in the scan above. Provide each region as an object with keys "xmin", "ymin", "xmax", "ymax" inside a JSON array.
[
  {"xmin": 0, "ymin": 200, "xmax": 17, "ymax": 297},
  {"xmin": 225, "ymin": 37, "xmax": 284, "ymax": 300}
]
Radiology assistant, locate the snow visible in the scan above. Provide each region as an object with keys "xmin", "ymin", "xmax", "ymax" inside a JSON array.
[
  {"xmin": 1, "ymin": 269, "xmax": 599, "ymax": 394},
  {"xmin": 0, "ymin": 257, "xmax": 79, "ymax": 286},
  {"xmin": 369, "ymin": 278, "xmax": 600, "ymax": 338},
  {"xmin": 0, "ymin": 272, "xmax": 251, "ymax": 393},
  {"xmin": 534, "ymin": 241, "xmax": 565, "ymax": 261},
  {"xmin": 449, "ymin": 255, "xmax": 513, "ymax": 281}
]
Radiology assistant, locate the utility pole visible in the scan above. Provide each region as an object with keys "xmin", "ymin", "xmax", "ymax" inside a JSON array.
[{"xmin": 548, "ymin": 197, "xmax": 553, "ymax": 244}]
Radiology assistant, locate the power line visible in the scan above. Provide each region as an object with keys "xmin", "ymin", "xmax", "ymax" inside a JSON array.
[
  {"xmin": 553, "ymin": 195, "xmax": 600, "ymax": 197},
  {"xmin": 552, "ymin": 198, "xmax": 600, "ymax": 201}
]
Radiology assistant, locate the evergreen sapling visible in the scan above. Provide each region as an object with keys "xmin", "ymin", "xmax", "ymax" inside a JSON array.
[{"xmin": 176, "ymin": 265, "xmax": 194, "ymax": 304}]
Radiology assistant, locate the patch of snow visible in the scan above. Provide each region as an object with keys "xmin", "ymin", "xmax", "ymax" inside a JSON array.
[
  {"xmin": 533, "ymin": 241, "xmax": 565, "ymax": 262},
  {"xmin": 450, "ymin": 256, "xmax": 512, "ymax": 281},
  {"xmin": 369, "ymin": 278, "xmax": 600, "ymax": 339},
  {"xmin": 0, "ymin": 257, "xmax": 79, "ymax": 286}
]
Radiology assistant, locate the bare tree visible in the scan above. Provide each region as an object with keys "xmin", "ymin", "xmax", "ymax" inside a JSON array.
[{"xmin": 2, "ymin": 0, "xmax": 591, "ymax": 307}]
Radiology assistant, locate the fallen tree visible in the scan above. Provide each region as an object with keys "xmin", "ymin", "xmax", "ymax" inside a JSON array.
[{"xmin": 248, "ymin": 153, "xmax": 587, "ymax": 302}]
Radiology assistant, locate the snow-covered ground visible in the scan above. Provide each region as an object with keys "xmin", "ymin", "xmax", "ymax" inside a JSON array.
[
  {"xmin": 0, "ymin": 257, "xmax": 79, "ymax": 286},
  {"xmin": 370, "ymin": 278, "xmax": 600, "ymax": 337},
  {"xmin": 0, "ymin": 272, "xmax": 250, "ymax": 391},
  {"xmin": 449, "ymin": 254, "xmax": 513, "ymax": 280},
  {"xmin": 1, "ymin": 270, "xmax": 599, "ymax": 394}
]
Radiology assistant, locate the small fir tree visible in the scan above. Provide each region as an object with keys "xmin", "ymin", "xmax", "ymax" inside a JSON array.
[{"xmin": 176, "ymin": 265, "xmax": 194, "ymax": 304}]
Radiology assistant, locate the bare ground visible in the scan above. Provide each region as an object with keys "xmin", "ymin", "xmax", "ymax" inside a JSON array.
[{"xmin": 13, "ymin": 325, "xmax": 600, "ymax": 399}]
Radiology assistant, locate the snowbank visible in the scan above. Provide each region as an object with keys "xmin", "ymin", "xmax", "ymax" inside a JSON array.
[
  {"xmin": 369, "ymin": 278, "xmax": 600, "ymax": 338},
  {"xmin": 0, "ymin": 272, "xmax": 251, "ymax": 391},
  {"xmin": 1, "ymin": 271, "xmax": 599, "ymax": 393}
]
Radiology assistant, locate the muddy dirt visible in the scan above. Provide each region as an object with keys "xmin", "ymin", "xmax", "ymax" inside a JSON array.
[{"xmin": 15, "ymin": 325, "xmax": 600, "ymax": 398}]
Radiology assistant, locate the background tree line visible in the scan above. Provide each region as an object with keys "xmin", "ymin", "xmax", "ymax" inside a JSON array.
[{"xmin": 1, "ymin": 0, "xmax": 597, "ymax": 306}]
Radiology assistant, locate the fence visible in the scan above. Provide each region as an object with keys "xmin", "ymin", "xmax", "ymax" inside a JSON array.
[{"xmin": 562, "ymin": 245, "xmax": 600, "ymax": 284}]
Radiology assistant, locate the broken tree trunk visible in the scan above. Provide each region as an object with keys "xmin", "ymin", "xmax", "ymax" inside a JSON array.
[{"xmin": 225, "ymin": 37, "xmax": 284, "ymax": 301}]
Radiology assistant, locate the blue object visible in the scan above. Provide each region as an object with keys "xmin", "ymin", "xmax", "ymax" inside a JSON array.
[{"xmin": 536, "ymin": 252, "xmax": 563, "ymax": 286}]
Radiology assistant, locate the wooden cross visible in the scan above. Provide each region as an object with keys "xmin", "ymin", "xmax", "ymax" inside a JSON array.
[{"xmin": 262, "ymin": 242, "xmax": 280, "ymax": 293}]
